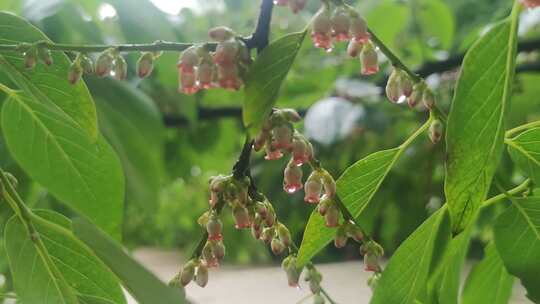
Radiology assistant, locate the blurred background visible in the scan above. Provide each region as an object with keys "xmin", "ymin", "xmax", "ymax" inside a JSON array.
[{"xmin": 0, "ymin": 0, "xmax": 539, "ymax": 302}]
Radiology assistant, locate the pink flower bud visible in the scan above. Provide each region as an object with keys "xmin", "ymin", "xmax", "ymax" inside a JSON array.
[
  {"xmin": 282, "ymin": 255, "xmax": 301, "ymax": 287},
  {"xmin": 429, "ymin": 119, "xmax": 444, "ymax": 144},
  {"xmin": 255, "ymin": 201, "xmax": 269, "ymax": 219},
  {"xmin": 317, "ymin": 196, "xmax": 331, "ymax": 216},
  {"xmin": 217, "ymin": 63, "xmax": 242, "ymax": 90},
  {"xmin": 211, "ymin": 240, "xmax": 226, "ymax": 261},
  {"xmin": 195, "ymin": 264, "xmax": 209, "ymax": 287},
  {"xmin": 178, "ymin": 47, "xmax": 199, "ymax": 74},
  {"xmin": 264, "ymin": 143, "xmax": 283, "ymax": 160},
  {"xmin": 360, "ymin": 42, "xmax": 379, "ymax": 75},
  {"xmin": 213, "ymin": 40, "xmax": 239, "ymax": 66},
  {"xmin": 96, "ymin": 52, "xmax": 114, "ymax": 77},
  {"xmin": 350, "ymin": 15, "xmax": 370, "ymax": 43},
  {"xmin": 254, "ymin": 130, "xmax": 270, "ymax": 152},
  {"xmin": 334, "ymin": 225, "xmax": 348, "ymax": 248},
  {"xmin": 38, "ymin": 47, "xmax": 53, "ymax": 66},
  {"xmin": 289, "ymin": 0, "xmax": 306, "ymax": 13},
  {"xmin": 67, "ymin": 62, "xmax": 83, "ymax": 85},
  {"xmin": 284, "ymin": 160, "xmax": 303, "ymax": 194},
  {"xmin": 291, "ymin": 136, "xmax": 312, "ymax": 166},
  {"xmin": 386, "ymin": 69, "xmax": 401, "ymax": 103},
  {"xmin": 324, "ymin": 204, "xmax": 340, "ymax": 228},
  {"xmin": 408, "ymin": 83, "xmax": 424, "ymax": 108},
  {"xmin": 521, "ymin": 0, "xmax": 540, "ymax": 8},
  {"xmin": 311, "ymin": 8, "xmax": 333, "ymax": 51},
  {"xmin": 422, "ymin": 88, "xmax": 435, "ymax": 110},
  {"xmin": 197, "ymin": 61, "xmax": 215, "ymax": 89},
  {"xmin": 398, "ymin": 72, "xmax": 413, "ymax": 98},
  {"xmin": 80, "ymin": 54, "xmax": 94, "ymax": 75},
  {"xmin": 23, "ymin": 47, "xmax": 38, "ymax": 69},
  {"xmin": 363, "ymin": 252, "xmax": 381, "ymax": 272},
  {"xmin": 233, "ymin": 206, "xmax": 251, "ymax": 229},
  {"xmin": 180, "ymin": 260, "xmax": 196, "ymax": 286},
  {"xmin": 347, "ymin": 39, "xmax": 363, "ymax": 58},
  {"xmin": 208, "ymin": 26, "xmax": 235, "ymax": 42},
  {"xmin": 331, "ymin": 8, "xmax": 351, "ymax": 42},
  {"xmin": 272, "ymin": 124, "xmax": 294, "ymax": 149},
  {"xmin": 206, "ymin": 215, "xmax": 223, "ymax": 241},
  {"xmin": 277, "ymin": 223, "xmax": 292, "ymax": 247},
  {"xmin": 202, "ymin": 242, "xmax": 219, "ymax": 268},
  {"xmin": 271, "ymin": 237, "xmax": 285, "ymax": 255},
  {"xmin": 137, "ymin": 52, "xmax": 154, "ymax": 78},
  {"xmin": 261, "ymin": 227, "xmax": 275, "ymax": 243},
  {"xmin": 179, "ymin": 68, "xmax": 199, "ymax": 95},
  {"xmin": 321, "ymin": 172, "xmax": 336, "ymax": 198},
  {"xmin": 113, "ymin": 56, "xmax": 128, "ymax": 80},
  {"xmin": 304, "ymin": 172, "xmax": 323, "ymax": 204}
]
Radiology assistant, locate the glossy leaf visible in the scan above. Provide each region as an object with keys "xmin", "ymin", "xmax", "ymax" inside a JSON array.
[
  {"xmin": 0, "ymin": 11, "xmax": 97, "ymax": 139},
  {"xmin": 243, "ymin": 31, "xmax": 306, "ymax": 137},
  {"xmin": 1, "ymin": 91, "xmax": 124, "ymax": 239},
  {"xmin": 494, "ymin": 196, "xmax": 540, "ymax": 302},
  {"xmin": 297, "ymin": 148, "xmax": 400, "ymax": 267},
  {"xmin": 87, "ymin": 78, "xmax": 165, "ymax": 212},
  {"xmin": 445, "ymin": 19, "xmax": 518, "ymax": 232},
  {"xmin": 72, "ymin": 218, "xmax": 186, "ymax": 304},
  {"xmin": 6, "ymin": 210, "xmax": 126, "ymax": 304},
  {"xmin": 462, "ymin": 243, "xmax": 514, "ymax": 304},
  {"xmin": 5, "ymin": 216, "xmax": 79, "ymax": 304},
  {"xmin": 371, "ymin": 208, "xmax": 451, "ymax": 304},
  {"xmin": 507, "ymin": 127, "xmax": 540, "ymax": 184}
]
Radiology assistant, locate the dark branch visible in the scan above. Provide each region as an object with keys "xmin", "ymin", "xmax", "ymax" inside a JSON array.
[{"xmin": 244, "ymin": 0, "xmax": 274, "ymax": 53}]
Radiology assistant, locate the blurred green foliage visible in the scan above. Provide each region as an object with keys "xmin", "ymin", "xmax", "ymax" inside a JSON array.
[{"xmin": 0, "ymin": 0, "xmax": 539, "ymax": 275}]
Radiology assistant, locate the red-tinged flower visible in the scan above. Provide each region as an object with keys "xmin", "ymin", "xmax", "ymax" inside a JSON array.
[
  {"xmin": 272, "ymin": 124, "xmax": 294, "ymax": 149},
  {"xmin": 311, "ymin": 8, "xmax": 333, "ymax": 51},
  {"xmin": 317, "ymin": 196, "xmax": 331, "ymax": 216},
  {"xmin": 284, "ymin": 160, "xmax": 303, "ymax": 194},
  {"xmin": 67, "ymin": 62, "xmax": 83, "ymax": 85},
  {"xmin": 213, "ymin": 40, "xmax": 239, "ymax": 66},
  {"xmin": 195, "ymin": 264, "xmax": 209, "ymax": 287},
  {"xmin": 38, "ymin": 47, "xmax": 53, "ymax": 66},
  {"xmin": 179, "ymin": 70, "xmax": 199, "ymax": 95},
  {"xmin": 289, "ymin": 0, "xmax": 306, "ymax": 14},
  {"xmin": 137, "ymin": 52, "xmax": 154, "ymax": 78},
  {"xmin": 271, "ymin": 237, "xmax": 285, "ymax": 255},
  {"xmin": 334, "ymin": 225, "xmax": 348, "ymax": 248},
  {"xmin": 206, "ymin": 215, "xmax": 223, "ymax": 241},
  {"xmin": 347, "ymin": 39, "xmax": 363, "ymax": 58},
  {"xmin": 233, "ymin": 206, "xmax": 251, "ymax": 229},
  {"xmin": 521, "ymin": 0, "xmax": 540, "ymax": 8},
  {"xmin": 363, "ymin": 253, "xmax": 381, "ymax": 272},
  {"xmin": 202, "ymin": 242, "xmax": 219, "ymax": 268},
  {"xmin": 178, "ymin": 47, "xmax": 199, "ymax": 74},
  {"xmin": 324, "ymin": 204, "xmax": 340, "ymax": 228},
  {"xmin": 422, "ymin": 88, "xmax": 435, "ymax": 110},
  {"xmin": 386, "ymin": 69, "xmax": 401, "ymax": 103},
  {"xmin": 429, "ymin": 119, "xmax": 444, "ymax": 144},
  {"xmin": 23, "ymin": 47, "xmax": 38, "ymax": 69},
  {"xmin": 304, "ymin": 172, "xmax": 323, "ymax": 204},
  {"xmin": 350, "ymin": 14, "xmax": 370, "ymax": 43},
  {"xmin": 360, "ymin": 42, "xmax": 379, "ymax": 75},
  {"xmin": 265, "ymin": 143, "xmax": 283, "ymax": 160},
  {"xmin": 255, "ymin": 201, "xmax": 268, "ymax": 219},
  {"xmin": 96, "ymin": 52, "xmax": 114, "ymax": 77},
  {"xmin": 217, "ymin": 63, "xmax": 242, "ymax": 90},
  {"xmin": 208, "ymin": 26, "xmax": 235, "ymax": 42},
  {"xmin": 197, "ymin": 61, "xmax": 215, "ymax": 89},
  {"xmin": 331, "ymin": 7, "xmax": 351, "ymax": 42},
  {"xmin": 291, "ymin": 135, "xmax": 312, "ymax": 166}
]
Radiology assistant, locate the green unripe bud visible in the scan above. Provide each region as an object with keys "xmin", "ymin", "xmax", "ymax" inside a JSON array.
[
  {"xmin": 38, "ymin": 47, "xmax": 53, "ymax": 66},
  {"xmin": 23, "ymin": 46, "xmax": 38, "ymax": 69},
  {"xmin": 195, "ymin": 263, "xmax": 209, "ymax": 287},
  {"xmin": 179, "ymin": 260, "xmax": 197, "ymax": 287},
  {"xmin": 114, "ymin": 56, "xmax": 128, "ymax": 80},
  {"xmin": 137, "ymin": 52, "xmax": 154, "ymax": 78},
  {"xmin": 67, "ymin": 61, "xmax": 83, "ymax": 85}
]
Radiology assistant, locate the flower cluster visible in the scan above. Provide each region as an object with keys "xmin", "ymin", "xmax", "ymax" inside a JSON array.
[
  {"xmin": 22, "ymin": 44, "xmax": 53, "ymax": 69},
  {"xmin": 385, "ymin": 67, "xmax": 436, "ymax": 110},
  {"xmin": 520, "ymin": 0, "xmax": 540, "ymax": 8},
  {"xmin": 310, "ymin": 4, "xmax": 379, "ymax": 75},
  {"xmin": 274, "ymin": 0, "xmax": 307, "ymax": 14},
  {"xmin": 178, "ymin": 26, "xmax": 251, "ymax": 94}
]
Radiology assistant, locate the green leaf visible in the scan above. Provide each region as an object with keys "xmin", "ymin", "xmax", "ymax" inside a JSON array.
[
  {"xmin": 72, "ymin": 218, "xmax": 186, "ymax": 304},
  {"xmin": 365, "ymin": 0, "xmax": 409, "ymax": 55},
  {"xmin": 5, "ymin": 215, "xmax": 79, "ymax": 304},
  {"xmin": 494, "ymin": 196, "xmax": 540, "ymax": 302},
  {"xmin": 507, "ymin": 127, "xmax": 540, "ymax": 184},
  {"xmin": 297, "ymin": 148, "xmax": 400, "ymax": 267},
  {"xmin": 0, "ymin": 11, "xmax": 97, "ymax": 139},
  {"xmin": 444, "ymin": 17, "xmax": 518, "ymax": 232},
  {"xmin": 1, "ymin": 91, "xmax": 124, "ymax": 239},
  {"xmin": 243, "ymin": 31, "xmax": 306, "ymax": 137},
  {"xmin": 426, "ymin": 225, "xmax": 473, "ymax": 304},
  {"xmin": 371, "ymin": 208, "xmax": 451, "ymax": 304},
  {"xmin": 6, "ymin": 210, "xmax": 127, "ymax": 304},
  {"xmin": 462, "ymin": 243, "xmax": 514, "ymax": 304},
  {"xmin": 87, "ymin": 78, "xmax": 165, "ymax": 212}
]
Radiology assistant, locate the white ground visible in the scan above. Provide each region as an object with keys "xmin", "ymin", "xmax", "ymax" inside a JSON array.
[{"xmin": 127, "ymin": 247, "xmax": 533, "ymax": 304}]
